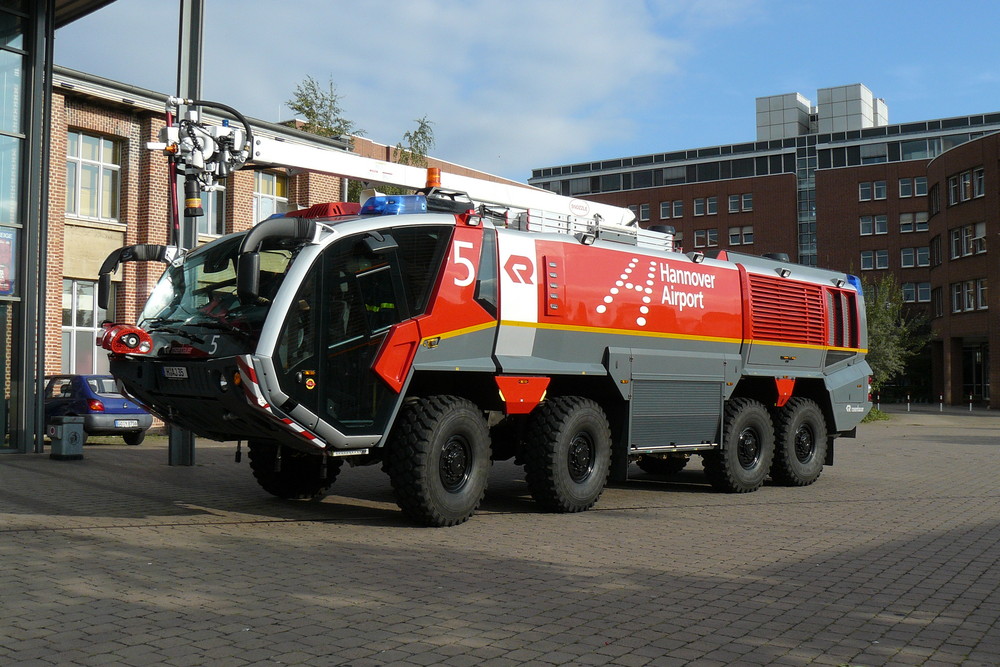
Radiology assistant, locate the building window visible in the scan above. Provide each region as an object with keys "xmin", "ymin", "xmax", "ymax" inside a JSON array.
[
  {"xmin": 874, "ymin": 215, "xmax": 887, "ymax": 235},
  {"xmin": 950, "ymin": 223, "xmax": 986, "ymax": 258},
  {"xmin": 930, "ymin": 235, "xmax": 942, "ymax": 266},
  {"xmin": 639, "ymin": 203, "xmax": 650, "ymax": 222},
  {"xmin": 672, "ymin": 200, "xmax": 683, "ymax": 218},
  {"xmin": 253, "ymin": 171, "xmax": 289, "ymax": 222},
  {"xmin": 915, "ymin": 212, "xmax": 929, "ymax": 232},
  {"xmin": 66, "ymin": 130, "xmax": 120, "ymax": 222},
  {"xmin": 62, "ymin": 279, "xmax": 109, "ymax": 374},
  {"xmin": 874, "ymin": 180, "xmax": 886, "ymax": 200},
  {"xmin": 185, "ymin": 180, "xmax": 227, "ymax": 236},
  {"xmin": 875, "ymin": 249, "xmax": 888, "ymax": 269},
  {"xmin": 948, "ymin": 168, "xmax": 983, "ymax": 205},
  {"xmin": 729, "ymin": 194, "xmax": 740, "ymax": 213},
  {"xmin": 860, "ymin": 216, "xmax": 873, "ymax": 236},
  {"xmin": 900, "ymin": 247, "xmax": 929, "ymax": 268},
  {"xmin": 860, "ymin": 250, "xmax": 873, "ymax": 271},
  {"xmin": 706, "ymin": 196, "xmax": 717, "ymax": 215},
  {"xmin": 916, "ymin": 246, "xmax": 929, "ymax": 267},
  {"xmin": 694, "ymin": 198, "xmax": 705, "ymax": 216},
  {"xmin": 899, "ymin": 178, "xmax": 913, "ymax": 198},
  {"xmin": 694, "ymin": 229, "xmax": 718, "ymax": 248},
  {"xmin": 728, "ymin": 225, "xmax": 753, "ymax": 245},
  {"xmin": 741, "ymin": 193, "xmax": 753, "ymax": 211},
  {"xmin": 859, "ymin": 182, "xmax": 872, "ymax": 201},
  {"xmin": 901, "ymin": 282, "xmax": 916, "ymax": 303},
  {"xmin": 200, "ymin": 187, "xmax": 225, "ymax": 236},
  {"xmin": 914, "ymin": 176, "xmax": 928, "ymax": 196},
  {"xmin": 964, "ymin": 281, "xmax": 976, "ymax": 311},
  {"xmin": 932, "ymin": 287, "xmax": 944, "ymax": 318},
  {"xmin": 899, "ymin": 213, "xmax": 913, "ymax": 233},
  {"xmin": 917, "ymin": 282, "xmax": 931, "ymax": 303},
  {"xmin": 951, "ymin": 279, "xmax": 988, "ymax": 312},
  {"xmin": 659, "ymin": 201, "xmax": 670, "ymax": 219},
  {"xmin": 951, "ymin": 283, "xmax": 962, "ymax": 313}
]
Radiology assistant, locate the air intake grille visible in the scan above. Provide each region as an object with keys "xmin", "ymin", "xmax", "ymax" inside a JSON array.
[{"xmin": 748, "ymin": 274, "xmax": 826, "ymax": 345}]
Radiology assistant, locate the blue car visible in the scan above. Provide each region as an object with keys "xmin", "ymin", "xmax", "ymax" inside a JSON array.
[{"xmin": 43, "ymin": 375, "xmax": 153, "ymax": 445}]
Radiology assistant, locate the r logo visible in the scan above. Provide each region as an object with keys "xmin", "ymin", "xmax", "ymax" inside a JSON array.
[{"xmin": 504, "ymin": 255, "xmax": 534, "ymax": 284}]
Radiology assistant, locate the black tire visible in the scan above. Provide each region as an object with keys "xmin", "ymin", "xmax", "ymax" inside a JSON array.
[
  {"xmin": 703, "ymin": 398, "xmax": 774, "ymax": 493},
  {"xmin": 384, "ymin": 396, "xmax": 490, "ymax": 527},
  {"xmin": 770, "ymin": 398, "xmax": 827, "ymax": 486},
  {"xmin": 123, "ymin": 430, "xmax": 146, "ymax": 446},
  {"xmin": 524, "ymin": 396, "xmax": 612, "ymax": 513},
  {"xmin": 636, "ymin": 453, "xmax": 689, "ymax": 476},
  {"xmin": 247, "ymin": 440, "xmax": 341, "ymax": 500}
]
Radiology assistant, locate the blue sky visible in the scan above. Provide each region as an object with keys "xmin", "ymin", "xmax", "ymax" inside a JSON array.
[{"xmin": 55, "ymin": 0, "xmax": 1000, "ymax": 182}]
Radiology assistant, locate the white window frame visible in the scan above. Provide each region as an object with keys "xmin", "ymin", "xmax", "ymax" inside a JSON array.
[
  {"xmin": 875, "ymin": 249, "xmax": 889, "ymax": 269},
  {"xmin": 62, "ymin": 279, "xmax": 110, "ymax": 374},
  {"xmin": 66, "ymin": 130, "xmax": 120, "ymax": 223},
  {"xmin": 253, "ymin": 171, "xmax": 290, "ymax": 222}
]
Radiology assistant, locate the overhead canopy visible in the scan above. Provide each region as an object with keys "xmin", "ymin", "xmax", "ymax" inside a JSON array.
[{"xmin": 54, "ymin": 0, "xmax": 117, "ymax": 29}]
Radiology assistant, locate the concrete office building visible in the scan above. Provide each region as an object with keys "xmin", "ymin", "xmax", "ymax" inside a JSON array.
[{"xmin": 529, "ymin": 84, "xmax": 1000, "ymax": 405}]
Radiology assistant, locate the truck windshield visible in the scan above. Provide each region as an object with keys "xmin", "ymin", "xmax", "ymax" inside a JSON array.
[{"xmin": 139, "ymin": 234, "xmax": 294, "ymax": 337}]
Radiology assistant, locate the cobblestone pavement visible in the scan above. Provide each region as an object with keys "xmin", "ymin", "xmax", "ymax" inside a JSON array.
[{"xmin": 2, "ymin": 406, "xmax": 999, "ymax": 666}]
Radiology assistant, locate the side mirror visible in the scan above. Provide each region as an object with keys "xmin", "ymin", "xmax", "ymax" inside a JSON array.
[
  {"xmin": 236, "ymin": 252, "xmax": 260, "ymax": 304},
  {"xmin": 98, "ymin": 273, "xmax": 112, "ymax": 310}
]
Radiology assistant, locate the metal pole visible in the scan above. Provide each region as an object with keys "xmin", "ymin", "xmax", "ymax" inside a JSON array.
[{"xmin": 168, "ymin": 0, "xmax": 203, "ymax": 466}]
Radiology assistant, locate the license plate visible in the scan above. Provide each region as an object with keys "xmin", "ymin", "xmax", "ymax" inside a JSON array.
[
  {"xmin": 115, "ymin": 419, "xmax": 139, "ymax": 428},
  {"xmin": 163, "ymin": 366, "xmax": 188, "ymax": 379}
]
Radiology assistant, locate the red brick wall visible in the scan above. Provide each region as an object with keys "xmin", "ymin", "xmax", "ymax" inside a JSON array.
[{"xmin": 585, "ymin": 174, "xmax": 799, "ymax": 260}]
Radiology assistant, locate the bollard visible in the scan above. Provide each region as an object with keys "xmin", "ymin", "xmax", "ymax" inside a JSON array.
[
  {"xmin": 970, "ymin": 394, "xmax": 973, "ymax": 412},
  {"xmin": 876, "ymin": 393, "xmax": 881, "ymax": 411},
  {"xmin": 907, "ymin": 394, "xmax": 911, "ymax": 413},
  {"xmin": 940, "ymin": 395, "xmax": 944, "ymax": 412}
]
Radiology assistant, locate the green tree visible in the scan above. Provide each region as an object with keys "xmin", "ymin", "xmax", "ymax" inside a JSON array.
[
  {"xmin": 863, "ymin": 274, "xmax": 933, "ymax": 392},
  {"xmin": 286, "ymin": 75, "xmax": 363, "ymax": 140},
  {"xmin": 392, "ymin": 116, "xmax": 435, "ymax": 168}
]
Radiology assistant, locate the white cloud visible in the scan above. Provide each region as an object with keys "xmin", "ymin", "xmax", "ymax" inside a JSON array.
[{"xmin": 57, "ymin": 0, "xmax": 693, "ymax": 181}]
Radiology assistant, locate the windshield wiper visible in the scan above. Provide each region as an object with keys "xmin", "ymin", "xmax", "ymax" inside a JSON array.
[
  {"xmin": 144, "ymin": 322, "xmax": 205, "ymax": 344},
  {"xmin": 194, "ymin": 319, "xmax": 253, "ymax": 339}
]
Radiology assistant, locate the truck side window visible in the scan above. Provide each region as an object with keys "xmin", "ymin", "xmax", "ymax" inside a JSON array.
[{"xmin": 391, "ymin": 225, "xmax": 452, "ymax": 316}]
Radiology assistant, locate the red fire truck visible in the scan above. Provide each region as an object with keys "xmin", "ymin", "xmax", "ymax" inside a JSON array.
[{"xmin": 98, "ymin": 99, "xmax": 871, "ymax": 526}]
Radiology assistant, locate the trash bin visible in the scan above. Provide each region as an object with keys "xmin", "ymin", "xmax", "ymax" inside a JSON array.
[{"xmin": 48, "ymin": 415, "xmax": 85, "ymax": 460}]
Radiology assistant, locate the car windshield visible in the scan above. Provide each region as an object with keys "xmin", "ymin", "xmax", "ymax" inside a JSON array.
[{"xmin": 139, "ymin": 234, "xmax": 295, "ymax": 336}]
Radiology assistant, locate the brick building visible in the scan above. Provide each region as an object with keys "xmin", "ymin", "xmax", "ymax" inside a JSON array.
[
  {"xmin": 50, "ymin": 66, "xmax": 520, "ymax": 379},
  {"xmin": 529, "ymin": 84, "xmax": 1000, "ymax": 405}
]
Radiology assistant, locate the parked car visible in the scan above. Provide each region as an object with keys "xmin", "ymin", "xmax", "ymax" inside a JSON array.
[{"xmin": 43, "ymin": 375, "xmax": 153, "ymax": 445}]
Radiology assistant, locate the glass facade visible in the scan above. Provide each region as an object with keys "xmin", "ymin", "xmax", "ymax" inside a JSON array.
[{"xmin": 0, "ymin": 2, "xmax": 23, "ymax": 450}]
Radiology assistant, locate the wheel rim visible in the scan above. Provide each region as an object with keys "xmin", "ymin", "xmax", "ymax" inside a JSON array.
[
  {"xmin": 439, "ymin": 435, "xmax": 471, "ymax": 492},
  {"xmin": 737, "ymin": 427, "xmax": 761, "ymax": 470},
  {"xmin": 794, "ymin": 423, "xmax": 816, "ymax": 463},
  {"xmin": 567, "ymin": 432, "xmax": 595, "ymax": 482}
]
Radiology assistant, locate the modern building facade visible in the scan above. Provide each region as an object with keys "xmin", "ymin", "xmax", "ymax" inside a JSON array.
[
  {"xmin": 529, "ymin": 84, "xmax": 1000, "ymax": 405},
  {"xmin": 1, "ymin": 0, "xmax": 119, "ymax": 453}
]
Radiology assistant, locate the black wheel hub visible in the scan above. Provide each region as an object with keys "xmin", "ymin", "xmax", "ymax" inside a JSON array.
[
  {"xmin": 737, "ymin": 427, "xmax": 761, "ymax": 469},
  {"xmin": 439, "ymin": 436, "xmax": 471, "ymax": 492},
  {"xmin": 794, "ymin": 424, "xmax": 816, "ymax": 463},
  {"xmin": 567, "ymin": 433, "xmax": 595, "ymax": 482}
]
